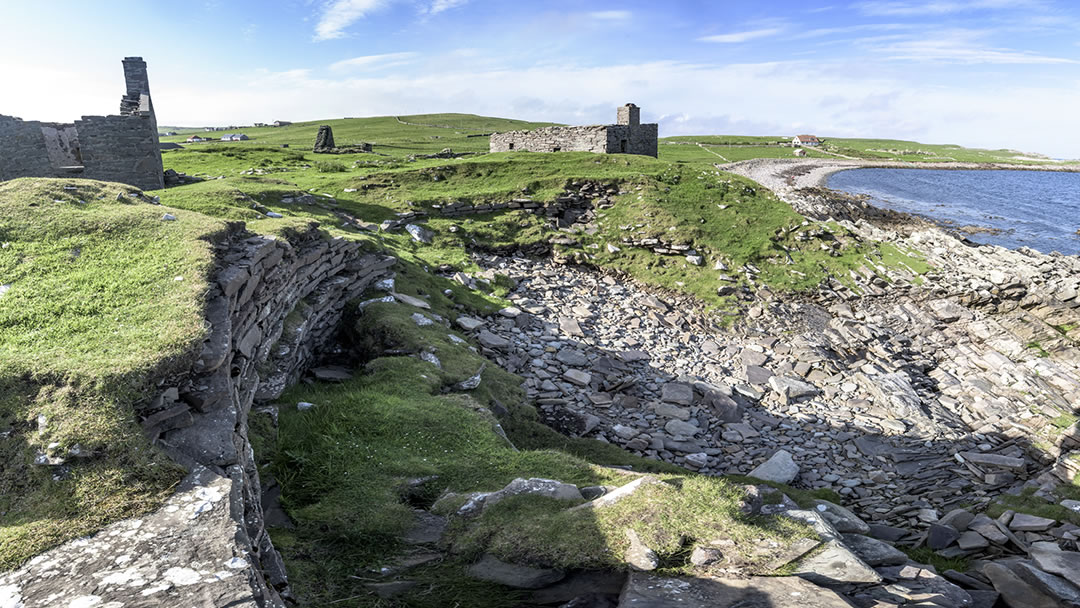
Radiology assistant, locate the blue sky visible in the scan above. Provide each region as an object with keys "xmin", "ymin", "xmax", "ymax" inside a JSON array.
[{"xmin": 2, "ymin": 0, "xmax": 1079, "ymax": 157}]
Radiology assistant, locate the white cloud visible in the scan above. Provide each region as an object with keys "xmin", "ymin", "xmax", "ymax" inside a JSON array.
[
  {"xmin": 428, "ymin": 0, "xmax": 468, "ymax": 14},
  {"xmin": 698, "ymin": 28, "xmax": 783, "ymax": 43},
  {"xmin": 314, "ymin": 0, "xmax": 389, "ymax": 41},
  {"xmin": 588, "ymin": 10, "xmax": 631, "ymax": 21},
  {"xmin": 859, "ymin": 29, "xmax": 1078, "ymax": 64},
  {"xmin": 330, "ymin": 52, "xmax": 419, "ymax": 71},
  {"xmin": 853, "ymin": 0, "xmax": 1043, "ymax": 17}
]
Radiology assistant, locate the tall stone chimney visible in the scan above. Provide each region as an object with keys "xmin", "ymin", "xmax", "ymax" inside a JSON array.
[
  {"xmin": 120, "ymin": 57, "xmax": 152, "ymax": 116},
  {"xmin": 617, "ymin": 103, "xmax": 640, "ymax": 126}
]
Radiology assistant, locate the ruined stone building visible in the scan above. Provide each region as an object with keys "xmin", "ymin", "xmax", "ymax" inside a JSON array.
[
  {"xmin": 0, "ymin": 57, "xmax": 164, "ymax": 190},
  {"xmin": 489, "ymin": 104, "xmax": 658, "ymax": 157}
]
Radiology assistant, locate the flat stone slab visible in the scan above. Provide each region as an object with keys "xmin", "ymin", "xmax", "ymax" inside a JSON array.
[
  {"xmin": 563, "ymin": 369, "xmax": 592, "ymax": 386},
  {"xmin": 1031, "ymin": 546, "xmax": 1080, "ymax": 578},
  {"xmin": 840, "ymin": 533, "xmax": 907, "ymax": 566},
  {"xmin": 661, "ymin": 382, "xmax": 694, "ymax": 405},
  {"xmin": 477, "ymin": 330, "xmax": 511, "ymax": 350},
  {"xmin": 311, "ymin": 366, "xmax": 352, "ymax": 381},
  {"xmin": 392, "ymin": 292, "xmax": 431, "ymax": 309},
  {"xmin": 466, "ymin": 554, "xmax": 564, "ymax": 589},
  {"xmin": 790, "ymin": 540, "xmax": 882, "ymax": 585},
  {"xmin": 748, "ymin": 450, "xmax": 799, "ymax": 484},
  {"xmin": 1009, "ymin": 512, "xmax": 1057, "ymax": 531},
  {"xmin": 456, "ymin": 316, "xmax": 486, "ymax": 331},
  {"xmin": 617, "ymin": 572, "xmax": 857, "ymax": 608},
  {"xmin": 0, "ymin": 466, "xmax": 272, "ymax": 607},
  {"xmin": 960, "ymin": 452, "xmax": 1026, "ymax": 472}
]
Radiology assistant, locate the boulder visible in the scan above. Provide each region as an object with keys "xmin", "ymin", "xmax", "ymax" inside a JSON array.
[
  {"xmin": 1009, "ymin": 513, "xmax": 1056, "ymax": 532},
  {"xmin": 767, "ymin": 376, "xmax": 819, "ymax": 402},
  {"xmin": 748, "ymin": 450, "xmax": 799, "ymax": 484},
  {"xmin": 477, "ymin": 330, "xmax": 511, "ymax": 350}
]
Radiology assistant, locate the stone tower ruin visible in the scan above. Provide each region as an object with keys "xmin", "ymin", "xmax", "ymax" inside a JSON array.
[
  {"xmin": 0, "ymin": 57, "xmax": 165, "ymax": 190},
  {"xmin": 489, "ymin": 104, "xmax": 658, "ymax": 157}
]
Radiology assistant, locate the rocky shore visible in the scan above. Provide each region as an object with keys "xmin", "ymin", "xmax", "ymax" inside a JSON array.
[{"xmin": 435, "ymin": 166, "xmax": 1080, "ymax": 605}]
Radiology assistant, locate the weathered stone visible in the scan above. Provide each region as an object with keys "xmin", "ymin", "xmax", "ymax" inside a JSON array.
[
  {"xmin": 748, "ymin": 450, "xmax": 799, "ymax": 484},
  {"xmin": 405, "ymin": 223, "xmax": 433, "ymax": 244},
  {"xmin": 1009, "ymin": 513, "xmax": 1057, "ymax": 531},
  {"xmin": 984, "ymin": 562, "xmax": 1063, "ymax": 608},
  {"xmin": 961, "ymin": 452, "xmax": 1026, "ymax": 472},
  {"xmin": 1031, "ymin": 546, "xmax": 1080, "ymax": 578},
  {"xmin": 563, "ymin": 369, "xmax": 592, "ymax": 386},
  {"xmin": 690, "ymin": 546, "xmax": 724, "ymax": 567},
  {"xmin": 617, "ymin": 572, "xmax": 856, "ymax": 608},
  {"xmin": 664, "ymin": 419, "xmax": 700, "ymax": 437},
  {"xmin": 477, "ymin": 330, "xmax": 511, "ymax": 350},
  {"xmin": 456, "ymin": 316, "xmax": 486, "ymax": 331},
  {"xmin": 840, "ymin": 534, "xmax": 907, "ymax": 567},
  {"xmin": 661, "ymin": 382, "xmax": 694, "ymax": 405},
  {"xmin": 491, "ymin": 105, "xmax": 658, "ymax": 157},
  {"xmin": 571, "ymin": 476, "xmax": 659, "ymax": 511},
  {"xmin": 559, "ymin": 316, "xmax": 585, "ymax": 337},
  {"xmin": 466, "ymin": 554, "xmax": 564, "ymax": 589},
  {"xmin": 956, "ymin": 530, "xmax": 989, "ymax": 551},
  {"xmin": 767, "ymin": 375, "xmax": 819, "ymax": 401},
  {"xmin": 624, "ymin": 529, "xmax": 659, "ymax": 571},
  {"xmin": 927, "ymin": 523, "xmax": 961, "ymax": 550},
  {"xmin": 555, "ymin": 348, "xmax": 589, "ymax": 366},
  {"xmin": 789, "ymin": 540, "xmax": 883, "ymax": 585},
  {"xmin": 812, "ymin": 500, "xmax": 870, "ymax": 535},
  {"xmin": 653, "ymin": 402, "xmax": 691, "ymax": 420},
  {"xmin": 393, "ymin": 292, "xmax": 431, "ymax": 309}
]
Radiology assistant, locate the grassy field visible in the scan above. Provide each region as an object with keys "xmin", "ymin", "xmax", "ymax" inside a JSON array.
[
  {"xmin": 819, "ymin": 137, "xmax": 1057, "ymax": 163},
  {"xmin": 161, "ymin": 113, "xmax": 558, "ymax": 159}
]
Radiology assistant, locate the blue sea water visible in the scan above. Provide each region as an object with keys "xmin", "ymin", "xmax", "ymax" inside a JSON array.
[{"xmin": 826, "ymin": 168, "xmax": 1080, "ymax": 256}]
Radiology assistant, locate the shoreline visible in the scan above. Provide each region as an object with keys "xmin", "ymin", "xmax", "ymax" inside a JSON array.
[{"xmin": 719, "ymin": 157, "xmax": 1080, "ymax": 191}]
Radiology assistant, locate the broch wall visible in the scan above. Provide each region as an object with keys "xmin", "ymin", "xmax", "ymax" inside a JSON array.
[
  {"xmin": 490, "ymin": 103, "xmax": 658, "ymax": 157},
  {"xmin": 0, "ymin": 57, "xmax": 164, "ymax": 191},
  {"xmin": 0, "ymin": 222, "xmax": 396, "ymax": 606}
]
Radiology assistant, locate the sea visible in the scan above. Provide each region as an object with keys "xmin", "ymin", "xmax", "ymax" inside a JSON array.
[{"xmin": 826, "ymin": 168, "xmax": 1080, "ymax": 256}]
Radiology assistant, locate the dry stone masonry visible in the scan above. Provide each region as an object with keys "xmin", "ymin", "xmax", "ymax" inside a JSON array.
[
  {"xmin": 0, "ymin": 57, "xmax": 164, "ymax": 190},
  {"xmin": 0, "ymin": 221, "xmax": 396, "ymax": 606},
  {"xmin": 490, "ymin": 103, "xmax": 658, "ymax": 157}
]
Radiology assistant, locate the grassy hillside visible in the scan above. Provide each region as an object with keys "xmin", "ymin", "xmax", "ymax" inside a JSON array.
[
  {"xmin": 660, "ymin": 133, "xmax": 1065, "ymax": 164},
  {"xmin": 161, "ymin": 113, "xmax": 559, "ymax": 158}
]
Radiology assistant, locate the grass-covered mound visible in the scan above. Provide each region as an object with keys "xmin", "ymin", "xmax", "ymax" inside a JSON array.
[
  {"xmin": 255, "ymin": 298, "xmax": 815, "ymax": 607},
  {"xmin": 0, "ymin": 177, "xmax": 232, "ymax": 569}
]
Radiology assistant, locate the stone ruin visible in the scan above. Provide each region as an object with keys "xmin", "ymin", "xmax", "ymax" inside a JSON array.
[
  {"xmin": 0, "ymin": 57, "xmax": 164, "ymax": 191},
  {"xmin": 312, "ymin": 125, "xmax": 372, "ymax": 154},
  {"xmin": 489, "ymin": 103, "xmax": 658, "ymax": 157}
]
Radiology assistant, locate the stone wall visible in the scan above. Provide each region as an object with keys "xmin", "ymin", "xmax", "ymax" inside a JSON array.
[
  {"xmin": 489, "ymin": 119, "xmax": 658, "ymax": 157},
  {"xmin": 0, "ymin": 57, "xmax": 164, "ymax": 190},
  {"xmin": 490, "ymin": 125, "xmax": 610, "ymax": 154},
  {"xmin": 606, "ymin": 123, "xmax": 658, "ymax": 157},
  {"xmin": 0, "ymin": 223, "xmax": 396, "ymax": 607},
  {"xmin": 76, "ymin": 114, "xmax": 165, "ymax": 191},
  {"xmin": 0, "ymin": 115, "xmax": 54, "ymax": 180}
]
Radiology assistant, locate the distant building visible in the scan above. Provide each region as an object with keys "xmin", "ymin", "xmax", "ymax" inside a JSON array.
[
  {"xmin": 220, "ymin": 133, "xmax": 249, "ymax": 141},
  {"xmin": 254, "ymin": 122, "xmax": 267, "ymax": 127},
  {"xmin": 793, "ymin": 134, "xmax": 821, "ymax": 146},
  {"xmin": 186, "ymin": 135, "xmax": 207, "ymax": 143},
  {"xmin": 273, "ymin": 120, "xmax": 292, "ymax": 127},
  {"xmin": 161, "ymin": 131, "xmax": 177, "ymax": 136},
  {"xmin": 489, "ymin": 103, "xmax": 658, "ymax": 157}
]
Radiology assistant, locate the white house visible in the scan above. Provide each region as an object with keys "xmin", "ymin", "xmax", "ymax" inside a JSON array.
[
  {"xmin": 220, "ymin": 133, "xmax": 249, "ymax": 142},
  {"xmin": 793, "ymin": 134, "xmax": 821, "ymax": 146},
  {"xmin": 186, "ymin": 135, "xmax": 207, "ymax": 143}
]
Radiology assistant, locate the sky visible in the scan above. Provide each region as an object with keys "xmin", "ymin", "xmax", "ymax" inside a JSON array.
[{"xmin": 1, "ymin": 1, "xmax": 1079, "ymax": 158}]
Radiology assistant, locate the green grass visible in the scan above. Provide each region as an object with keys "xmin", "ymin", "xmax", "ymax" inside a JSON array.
[
  {"xmin": 161, "ymin": 113, "xmax": 559, "ymax": 159},
  {"xmin": 900, "ymin": 547, "xmax": 970, "ymax": 573},
  {"xmin": 259, "ymin": 299, "xmax": 815, "ymax": 606},
  {"xmin": 986, "ymin": 486, "xmax": 1080, "ymax": 527},
  {"xmin": 0, "ymin": 177, "xmax": 227, "ymax": 569},
  {"xmin": 820, "ymin": 138, "xmax": 1059, "ymax": 163}
]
